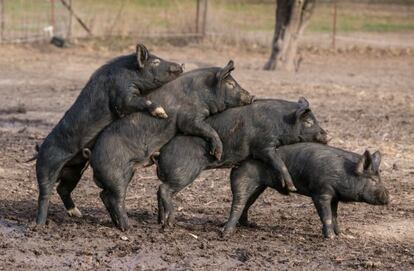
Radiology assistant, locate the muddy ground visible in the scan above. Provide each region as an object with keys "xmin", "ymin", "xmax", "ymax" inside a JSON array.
[{"xmin": 0, "ymin": 43, "xmax": 413, "ymax": 270}]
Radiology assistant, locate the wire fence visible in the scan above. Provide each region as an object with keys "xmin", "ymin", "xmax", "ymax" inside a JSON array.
[
  {"xmin": 0, "ymin": 0, "xmax": 209, "ymax": 43},
  {"xmin": 0, "ymin": 0, "xmax": 413, "ymax": 48},
  {"xmin": 0, "ymin": 0, "xmax": 70, "ymax": 43}
]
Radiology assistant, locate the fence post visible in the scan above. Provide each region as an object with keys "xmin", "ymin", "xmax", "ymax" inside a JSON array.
[
  {"xmin": 67, "ymin": 0, "xmax": 72, "ymax": 39},
  {"xmin": 60, "ymin": 0, "xmax": 92, "ymax": 36},
  {"xmin": 332, "ymin": 0, "xmax": 337, "ymax": 49},
  {"xmin": 195, "ymin": 0, "xmax": 200, "ymax": 34},
  {"xmin": 50, "ymin": 0, "xmax": 56, "ymax": 34},
  {"xmin": 0, "ymin": 0, "xmax": 4, "ymax": 42},
  {"xmin": 202, "ymin": 0, "xmax": 208, "ymax": 37}
]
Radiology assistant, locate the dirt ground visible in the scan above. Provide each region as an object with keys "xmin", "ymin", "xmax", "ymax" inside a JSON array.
[{"xmin": 0, "ymin": 42, "xmax": 413, "ymax": 270}]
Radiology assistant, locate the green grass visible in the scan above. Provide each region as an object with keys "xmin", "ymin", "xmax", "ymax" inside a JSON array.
[
  {"xmin": 2, "ymin": 0, "xmax": 414, "ymax": 41},
  {"xmin": 362, "ymin": 22, "xmax": 414, "ymax": 32},
  {"xmin": 308, "ymin": 4, "xmax": 414, "ymax": 33},
  {"xmin": 211, "ymin": 1, "xmax": 414, "ymax": 33}
]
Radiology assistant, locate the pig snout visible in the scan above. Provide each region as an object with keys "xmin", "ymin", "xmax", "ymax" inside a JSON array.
[
  {"xmin": 315, "ymin": 129, "xmax": 328, "ymax": 144},
  {"xmin": 169, "ymin": 63, "xmax": 184, "ymax": 74},
  {"xmin": 250, "ymin": 95, "xmax": 256, "ymax": 103},
  {"xmin": 363, "ymin": 186, "xmax": 390, "ymax": 205},
  {"xmin": 241, "ymin": 91, "xmax": 254, "ymax": 105},
  {"xmin": 375, "ymin": 189, "xmax": 390, "ymax": 205}
]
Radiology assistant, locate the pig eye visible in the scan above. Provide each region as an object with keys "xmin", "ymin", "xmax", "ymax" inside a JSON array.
[
  {"xmin": 226, "ymin": 81, "xmax": 235, "ymax": 89},
  {"xmin": 303, "ymin": 118, "xmax": 314, "ymax": 127},
  {"xmin": 151, "ymin": 59, "xmax": 161, "ymax": 66}
]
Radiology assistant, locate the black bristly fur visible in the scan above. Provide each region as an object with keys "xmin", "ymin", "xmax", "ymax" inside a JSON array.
[
  {"xmin": 88, "ymin": 61, "xmax": 254, "ymax": 231},
  {"xmin": 155, "ymin": 98, "xmax": 328, "ymax": 228},
  {"xmin": 225, "ymin": 143, "xmax": 390, "ymax": 238},
  {"xmin": 35, "ymin": 44, "xmax": 183, "ymax": 225}
]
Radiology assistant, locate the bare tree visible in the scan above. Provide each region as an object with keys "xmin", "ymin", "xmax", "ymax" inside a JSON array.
[{"xmin": 264, "ymin": 0, "xmax": 315, "ymax": 72}]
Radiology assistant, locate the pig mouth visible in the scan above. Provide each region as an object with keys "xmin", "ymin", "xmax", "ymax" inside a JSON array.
[
  {"xmin": 241, "ymin": 95, "xmax": 255, "ymax": 105},
  {"xmin": 376, "ymin": 190, "xmax": 390, "ymax": 205},
  {"xmin": 315, "ymin": 134, "xmax": 329, "ymax": 144},
  {"xmin": 249, "ymin": 95, "xmax": 256, "ymax": 104},
  {"xmin": 170, "ymin": 70, "xmax": 183, "ymax": 76}
]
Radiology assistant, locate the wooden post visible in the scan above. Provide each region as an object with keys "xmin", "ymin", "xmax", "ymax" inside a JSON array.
[
  {"xmin": 195, "ymin": 0, "xmax": 200, "ymax": 34},
  {"xmin": 0, "ymin": 0, "xmax": 4, "ymax": 42},
  {"xmin": 332, "ymin": 0, "xmax": 337, "ymax": 49},
  {"xmin": 67, "ymin": 0, "xmax": 72, "ymax": 38},
  {"xmin": 202, "ymin": 0, "xmax": 208, "ymax": 37},
  {"xmin": 60, "ymin": 0, "xmax": 92, "ymax": 35},
  {"xmin": 50, "ymin": 0, "xmax": 56, "ymax": 32}
]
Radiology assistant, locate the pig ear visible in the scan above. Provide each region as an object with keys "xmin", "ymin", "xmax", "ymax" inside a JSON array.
[
  {"xmin": 371, "ymin": 151, "xmax": 382, "ymax": 172},
  {"xmin": 136, "ymin": 44, "xmax": 149, "ymax": 69},
  {"xmin": 298, "ymin": 97, "xmax": 309, "ymax": 108},
  {"xmin": 217, "ymin": 60, "xmax": 235, "ymax": 81},
  {"xmin": 295, "ymin": 97, "xmax": 311, "ymax": 120},
  {"xmin": 355, "ymin": 150, "xmax": 372, "ymax": 175}
]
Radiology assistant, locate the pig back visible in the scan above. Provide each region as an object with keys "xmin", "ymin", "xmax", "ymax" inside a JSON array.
[{"xmin": 278, "ymin": 143, "xmax": 359, "ymax": 194}]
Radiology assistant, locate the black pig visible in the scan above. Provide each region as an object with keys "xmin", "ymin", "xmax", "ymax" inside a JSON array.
[
  {"xmin": 88, "ymin": 61, "xmax": 254, "ymax": 230},
  {"xmin": 155, "ymin": 98, "xmax": 328, "ymax": 228},
  {"xmin": 35, "ymin": 44, "xmax": 183, "ymax": 225},
  {"xmin": 225, "ymin": 143, "xmax": 390, "ymax": 238}
]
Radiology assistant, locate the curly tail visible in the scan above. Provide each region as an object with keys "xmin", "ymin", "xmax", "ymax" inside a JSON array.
[
  {"xmin": 82, "ymin": 148, "xmax": 92, "ymax": 159},
  {"xmin": 143, "ymin": 152, "xmax": 160, "ymax": 167},
  {"xmin": 24, "ymin": 143, "xmax": 40, "ymax": 163}
]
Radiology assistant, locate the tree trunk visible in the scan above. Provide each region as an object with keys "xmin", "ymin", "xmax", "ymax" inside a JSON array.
[{"xmin": 264, "ymin": 0, "xmax": 315, "ymax": 72}]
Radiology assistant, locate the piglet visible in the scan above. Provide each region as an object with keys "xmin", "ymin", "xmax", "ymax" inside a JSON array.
[{"xmin": 225, "ymin": 143, "xmax": 390, "ymax": 238}]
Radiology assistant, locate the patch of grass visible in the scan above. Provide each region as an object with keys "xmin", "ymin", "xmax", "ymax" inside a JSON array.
[
  {"xmin": 2, "ymin": 0, "xmax": 414, "ymax": 42},
  {"xmin": 210, "ymin": 1, "xmax": 414, "ymax": 33},
  {"xmin": 308, "ymin": 3, "xmax": 414, "ymax": 33},
  {"xmin": 362, "ymin": 22, "xmax": 414, "ymax": 32}
]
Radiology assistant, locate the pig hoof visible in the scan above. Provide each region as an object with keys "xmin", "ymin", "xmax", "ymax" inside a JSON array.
[
  {"xmin": 151, "ymin": 107, "xmax": 168, "ymax": 119},
  {"xmin": 286, "ymin": 184, "xmax": 297, "ymax": 193},
  {"xmin": 221, "ymin": 227, "xmax": 234, "ymax": 238},
  {"xmin": 240, "ymin": 221, "xmax": 257, "ymax": 228},
  {"xmin": 334, "ymin": 228, "xmax": 341, "ymax": 235},
  {"xmin": 323, "ymin": 233, "xmax": 335, "ymax": 239},
  {"xmin": 67, "ymin": 207, "xmax": 83, "ymax": 218},
  {"xmin": 289, "ymin": 187, "xmax": 298, "ymax": 193},
  {"xmin": 160, "ymin": 225, "xmax": 173, "ymax": 233}
]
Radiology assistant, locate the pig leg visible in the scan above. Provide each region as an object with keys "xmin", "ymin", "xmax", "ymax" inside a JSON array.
[
  {"xmin": 135, "ymin": 99, "xmax": 168, "ymax": 119},
  {"xmin": 95, "ymin": 174, "xmax": 130, "ymax": 231},
  {"xmin": 118, "ymin": 85, "xmax": 167, "ymax": 118},
  {"xmin": 36, "ymin": 145, "xmax": 72, "ymax": 224},
  {"xmin": 223, "ymin": 185, "xmax": 264, "ymax": 237},
  {"xmin": 56, "ymin": 161, "xmax": 89, "ymax": 218},
  {"xmin": 239, "ymin": 187, "xmax": 266, "ymax": 227},
  {"xmin": 312, "ymin": 195, "xmax": 335, "ymax": 239},
  {"xmin": 156, "ymin": 140, "xmax": 207, "ymax": 227},
  {"xmin": 177, "ymin": 116, "xmax": 223, "ymax": 160},
  {"xmin": 253, "ymin": 148, "xmax": 296, "ymax": 192},
  {"xmin": 99, "ymin": 186, "xmax": 128, "ymax": 231},
  {"xmin": 331, "ymin": 200, "xmax": 341, "ymax": 235},
  {"xmin": 158, "ymin": 184, "xmax": 175, "ymax": 227},
  {"xmin": 158, "ymin": 178, "xmax": 196, "ymax": 228},
  {"xmin": 157, "ymin": 189, "xmax": 164, "ymax": 224},
  {"xmin": 90, "ymin": 150, "xmax": 134, "ymax": 231}
]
